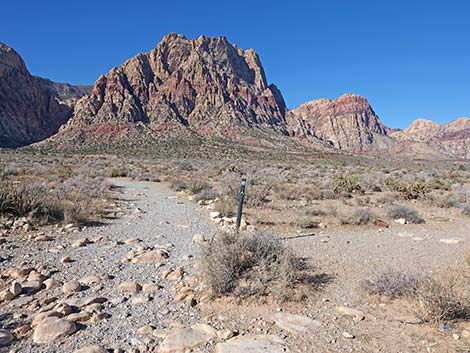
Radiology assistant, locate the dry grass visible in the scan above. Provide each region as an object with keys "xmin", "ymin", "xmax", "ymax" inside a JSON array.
[
  {"xmin": 361, "ymin": 268, "xmax": 418, "ymax": 298},
  {"xmin": 198, "ymin": 231, "xmax": 309, "ymax": 300},
  {"xmin": 415, "ymin": 272, "xmax": 470, "ymax": 323}
]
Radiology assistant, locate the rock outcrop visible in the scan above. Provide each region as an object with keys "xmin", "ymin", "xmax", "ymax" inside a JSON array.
[
  {"xmin": 0, "ymin": 42, "xmax": 89, "ymax": 148},
  {"xmin": 392, "ymin": 117, "xmax": 470, "ymax": 159},
  {"xmin": 54, "ymin": 33, "xmax": 288, "ymax": 145},
  {"xmin": 286, "ymin": 94, "xmax": 394, "ymax": 151}
]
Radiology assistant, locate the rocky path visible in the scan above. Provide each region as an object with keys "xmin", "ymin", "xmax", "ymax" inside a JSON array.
[{"xmin": 1, "ymin": 178, "xmax": 221, "ymax": 352}]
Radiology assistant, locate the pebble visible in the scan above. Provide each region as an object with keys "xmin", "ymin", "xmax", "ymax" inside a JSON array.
[
  {"xmin": 118, "ymin": 281, "xmax": 142, "ymax": 292},
  {"xmin": 342, "ymin": 331, "xmax": 355, "ymax": 339}
]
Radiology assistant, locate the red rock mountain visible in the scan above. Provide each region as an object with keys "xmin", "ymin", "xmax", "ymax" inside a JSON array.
[
  {"xmin": 286, "ymin": 94, "xmax": 394, "ymax": 151},
  {"xmin": 0, "ymin": 42, "xmax": 89, "ymax": 148},
  {"xmin": 55, "ymin": 33, "xmax": 288, "ymax": 145},
  {"xmin": 392, "ymin": 117, "xmax": 470, "ymax": 159}
]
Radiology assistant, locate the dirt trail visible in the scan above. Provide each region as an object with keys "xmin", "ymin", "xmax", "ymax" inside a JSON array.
[{"xmin": 1, "ymin": 178, "xmax": 217, "ymax": 352}]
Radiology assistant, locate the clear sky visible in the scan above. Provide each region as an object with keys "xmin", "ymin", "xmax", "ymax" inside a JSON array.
[{"xmin": 2, "ymin": 0, "xmax": 469, "ymax": 128}]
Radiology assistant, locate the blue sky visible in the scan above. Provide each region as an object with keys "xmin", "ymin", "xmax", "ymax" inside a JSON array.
[{"xmin": 2, "ymin": 0, "xmax": 469, "ymax": 128}]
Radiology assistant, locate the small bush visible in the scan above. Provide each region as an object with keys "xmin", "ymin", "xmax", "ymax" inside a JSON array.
[
  {"xmin": 362, "ymin": 268, "xmax": 418, "ymax": 298},
  {"xmin": 109, "ymin": 167, "xmax": 127, "ymax": 178},
  {"xmin": 0, "ymin": 185, "xmax": 64, "ymax": 223},
  {"xmin": 353, "ymin": 208, "xmax": 372, "ymax": 225},
  {"xmin": 245, "ymin": 184, "xmax": 271, "ymax": 207},
  {"xmin": 187, "ymin": 180, "xmax": 211, "ymax": 195},
  {"xmin": 293, "ymin": 219, "xmax": 319, "ymax": 230},
  {"xmin": 214, "ymin": 197, "xmax": 237, "ymax": 217},
  {"xmin": 386, "ymin": 205, "xmax": 424, "ymax": 224},
  {"xmin": 415, "ymin": 273, "xmax": 470, "ymax": 323},
  {"xmin": 170, "ymin": 181, "xmax": 187, "ymax": 192},
  {"xmin": 305, "ymin": 208, "xmax": 326, "ymax": 216},
  {"xmin": 332, "ymin": 175, "xmax": 362, "ymax": 194},
  {"xmin": 199, "ymin": 231, "xmax": 305, "ymax": 299},
  {"xmin": 193, "ymin": 188, "xmax": 219, "ymax": 202},
  {"xmin": 462, "ymin": 204, "xmax": 470, "ymax": 216}
]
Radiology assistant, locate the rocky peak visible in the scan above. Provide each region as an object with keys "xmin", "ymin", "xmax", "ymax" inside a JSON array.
[
  {"xmin": 286, "ymin": 94, "xmax": 394, "ymax": 151},
  {"xmin": 0, "ymin": 42, "xmax": 88, "ymax": 148},
  {"xmin": 57, "ymin": 33, "xmax": 287, "ymax": 144}
]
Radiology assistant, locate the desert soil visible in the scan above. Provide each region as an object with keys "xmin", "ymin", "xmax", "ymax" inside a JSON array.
[{"xmin": 1, "ymin": 178, "xmax": 470, "ymax": 353}]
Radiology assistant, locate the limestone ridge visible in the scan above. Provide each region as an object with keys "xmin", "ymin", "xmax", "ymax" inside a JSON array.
[
  {"xmin": 0, "ymin": 42, "xmax": 90, "ymax": 148},
  {"xmin": 286, "ymin": 94, "xmax": 394, "ymax": 151},
  {"xmin": 57, "ymin": 33, "xmax": 288, "ymax": 143}
]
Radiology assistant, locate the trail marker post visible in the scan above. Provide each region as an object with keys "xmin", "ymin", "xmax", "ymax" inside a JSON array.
[{"xmin": 236, "ymin": 178, "xmax": 247, "ymax": 233}]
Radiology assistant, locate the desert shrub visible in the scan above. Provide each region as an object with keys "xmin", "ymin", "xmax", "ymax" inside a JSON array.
[
  {"xmin": 415, "ymin": 273, "xmax": 470, "ymax": 323},
  {"xmin": 214, "ymin": 197, "xmax": 237, "ymax": 217},
  {"xmin": 332, "ymin": 175, "xmax": 362, "ymax": 194},
  {"xmin": 427, "ymin": 191, "xmax": 459, "ymax": 208},
  {"xmin": 305, "ymin": 208, "xmax": 326, "ymax": 216},
  {"xmin": 386, "ymin": 205, "xmax": 424, "ymax": 224},
  {"xmin": 353, "ymin": 208, "xmax": 372, "ymax": 225},
  {"xmin": 179, "ymin": 160, "xmax": 193, "ymax": 171},
  {"xmin": 385, "ymin": 178, "xmax": 429, "ymax": 200},
  {"xmin": 109, "ymin": 167, "xmax": 127, "ymax": 178},
  {"xmin": 193, "ymin": 188, "xmax": 219, "ymax": 202},
  {"xmin": 245, "ymin": 184, "xmax": 271, "ymax": 207},
  {"xmin": 187, "ymin": 180, "xmax": 211, "ymax": 195},
  {"xmin": 293, "ymin": 219, "xmax": 319, "ymax": 230},
  {"xmin": 170, "ymin": 180, "xmax": 187, "ymax": 192},
  {"xmin": 362, "ymin": 268, "xmax": 418, "ymax": 298},
  {"xmin": 462, "ymin": 204, "xmax": 470, "ymax": 216},
  {"xmin": 199, "ymin": 231, "xmax": 304, "ymax": 299},
  {"xmin": 0, "ymin": 185, "xmax": 64, "ymax": 223}
]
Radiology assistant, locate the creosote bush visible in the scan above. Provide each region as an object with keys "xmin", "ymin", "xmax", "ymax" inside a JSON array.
[
  {"xmin": 199, "ymin": 231, "xmax": 306, "ymax": 300},
  {"xmin": 386, "ymin": 205, "xmax": 424, "ymax": 224},
  {"xmin": 415, "ymin": 273, "xmax": 470, "ymax": 323},
  {"xmin": 361, "ymin": 268, "xmax": 418, "ymax": 298},
  {"xmin": 332, "ymin": 174, "xmax": 362, "ymax": 194},
  {"xmin": 187, "ymin": 180, "xmax": 211, "ymax": 195}
]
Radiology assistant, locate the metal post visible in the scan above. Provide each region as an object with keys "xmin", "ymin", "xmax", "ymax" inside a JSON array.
[{"xmin": 236, "ymin": 178, "xmax": 247, "ymax": 232}]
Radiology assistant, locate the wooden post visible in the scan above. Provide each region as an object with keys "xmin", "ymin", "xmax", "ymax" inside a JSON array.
[{"xmin": 236, "ymin": 178, "xmax": 247, "ymax": 232}]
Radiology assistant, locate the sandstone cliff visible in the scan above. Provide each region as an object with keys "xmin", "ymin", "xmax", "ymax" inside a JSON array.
[
  {"xmin": 286, "ymin": 94, "xmax": 395, "ymax": 151},
  {"xmin": 0, "ymin": 42, "xmax": 89, "ymax": 148},
  {"xmin": 55, "ymin": 33, "xmax": 288, "ymax": 145}
]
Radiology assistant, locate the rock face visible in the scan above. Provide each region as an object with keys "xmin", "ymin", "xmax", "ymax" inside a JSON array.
[
  {"xmin": 54, "ymin": 33, "xmax": 287, "ymax": 145},
  {"xmin": 0, "ymin": 42, "xmax": 89, "ymax": 148},
  {"xmin": 392, "ymin": 117, "xmax": 470, "ymax": 159},
  {"xmin": 286, "ymin": 94, "xmax": 394, "ymax": 151}
]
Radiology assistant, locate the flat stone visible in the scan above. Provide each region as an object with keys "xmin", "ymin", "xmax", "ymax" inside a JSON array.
[
  {"xmin": 159, "ymin": 323, "xmax": 217, "ymax": 352},
  {"xmin": 63, "ymin": 296, "xmax": 107, "ymax": 308},
  {"xmin": 439, "ymin": 238, "xmax": 463, "ymax": 245},
  {"xmin": 66, "ymin": 312, "xmax": 92, "ymax": 322},
  {"xmin": 79, "ymin": 275, "xmax": 103, "ymax": 285},
  {"xmin": 335, "ymin": 306, "xmax": 365, "ymax": 321},
  {"xmin": 63, "ymin": 281, "xmax": 82, "ymax": 294},
  {"xmin": 272, "ymin": 312, "xmax": 322, "ymax": 334},
  {"xmin": 9, "ymin": 295, "xmax": 34, "ymax": 308},
  {"xmin": 215, "ymin": 335, "xmax": 285, "ymax": 353},
  {"xmin": 131, "ymin": 249, "xmax": 169, "ymax": 263},
  {"xmin": 0, "ymin": 329, "xmax": 14, "ymax": 346},
  {"xmin": 73, "ymin": 345, "xmax": 108, "ymax": 353},
  {"xmin": 33, "ymin": 317, "xmax": 76, "ymax": 344},
  {"xmin": 118, "ymin": 281, "xmax": 142, "ymax": 292}
]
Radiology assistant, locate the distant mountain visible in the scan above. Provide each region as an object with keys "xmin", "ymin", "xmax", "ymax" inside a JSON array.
[
  {"xmin": 51, "ymin": 33, "xmax": 288, "ymax": 146},
  {"xmin": 0, "ymin": 42, "xmax": 90, "ymax": 148},
  {"xmin": 391, "ymin": 117, "xmax": 470, "ymax": 159},
  {"xmin": 286, "ymin": 94, "xmax": 395, "ymax": 151}
]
